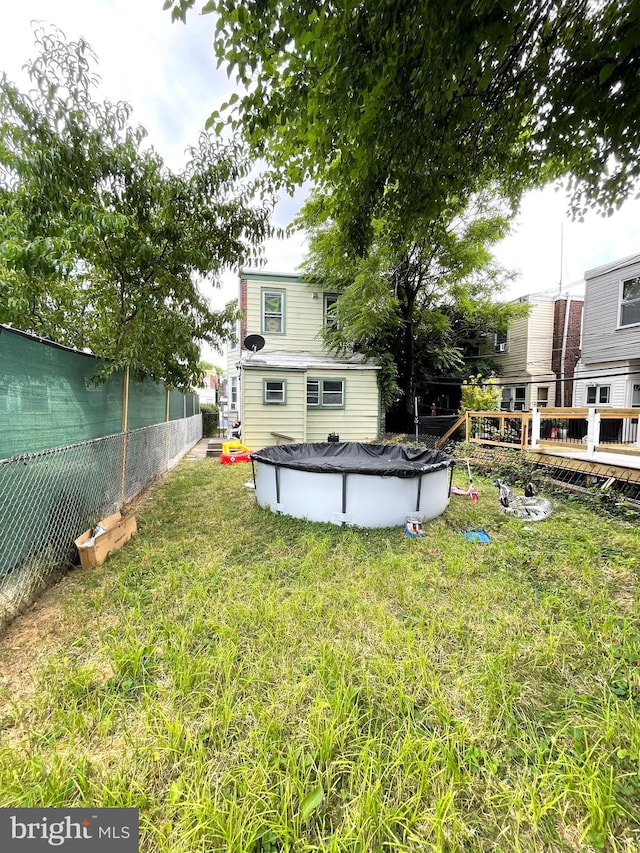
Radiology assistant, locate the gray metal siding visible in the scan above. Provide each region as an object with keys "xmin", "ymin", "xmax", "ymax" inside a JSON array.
[{"xmin": 582, "ymin": 257, "xmax": 640, "ymax": 363}]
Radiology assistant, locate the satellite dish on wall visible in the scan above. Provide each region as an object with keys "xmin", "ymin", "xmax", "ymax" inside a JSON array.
[{"xmin": 243, "ymin": 333, "xmax": 265, "ymax": 353}]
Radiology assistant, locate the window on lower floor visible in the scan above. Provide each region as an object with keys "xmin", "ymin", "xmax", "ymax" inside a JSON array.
[
  {"xmin": 307, "ymin": 378, "xmax": 345, "ymax": 407},
  {"xmin": 514, "ymin": 386, "xmax": 526, "ymax": 411},
  {"xmin": 632, "ymin": 384, "xmax": 640, "ymax": 407},
  {"xmin": 586, "ymin": 385, "xmax": 610, "ymax": 405},
  {"xmin": 230, "ymin": 375, "xmax": 238, "ymax": 408},
  {"xmin": 264, "ymin": 379, "xmax": 286, "ymax": 404},
  {"xmin": 536, "ymin": 387, "xmax": 549, "ymax": 408},
  {"xmin": 500, "ymin": 385, "xmax": 526, "ymax": 411}
]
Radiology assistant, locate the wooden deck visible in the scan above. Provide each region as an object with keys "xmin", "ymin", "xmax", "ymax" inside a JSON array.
[{"xmin": 525, "ymin": 448, "xmax": 640, "ymax": 484}]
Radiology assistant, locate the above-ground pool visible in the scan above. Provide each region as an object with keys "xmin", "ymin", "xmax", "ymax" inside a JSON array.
[{"xmin": 251, "ymin": 442, "xmax": 455, "ymax": 528}]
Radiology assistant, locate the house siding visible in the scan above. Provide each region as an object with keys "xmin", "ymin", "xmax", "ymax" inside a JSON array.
[
  {"xmin": 241, "ymin": 367, "xmax": 379, "ymax": 449},
  {"xmin": 478, "ymin": 297, "xmax": 558, "ymax": 410},
  {"xmin": 582, "ymin": 256, "xmax": 640, "ymax": 362},
  {"xmin": 490, "ymin": 313, "xmax": 528, "ymax": 378},
  {"xmin": 574, "ymin": 360, "xmax": 639, "ymax": 408},
  {"xmin": 526, "ymin": 301, "xmax": 554, "ymax": 379},
  {"xmin": 241, "ymin": 369, "xmax": 307, "ymax": 449},
  {"xmin": 244, "ymin": 275, "xmax": 328, "ymax": 355},
  {"xmin": 306, "ymin": 369, "xmax": 380, "ymax": 442}
]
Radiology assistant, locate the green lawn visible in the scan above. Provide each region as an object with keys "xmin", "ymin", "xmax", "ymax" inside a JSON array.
[{"xmin": 0, "ymin": 459, "xmax": 639, "ymax": 852}]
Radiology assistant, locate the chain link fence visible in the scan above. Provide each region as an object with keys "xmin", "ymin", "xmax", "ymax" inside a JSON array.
[{"xmin": 0, "ymin": 414, "xmax": 202, "ymax": 628}]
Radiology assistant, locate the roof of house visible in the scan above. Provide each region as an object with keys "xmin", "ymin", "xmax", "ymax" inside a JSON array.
[
  {"xmin": 584, "ymin": 252, "xmax": 640, "ymax": 279},
  {"xmin": 239, "ymin": 270, "xmax": 308, "ymax": 284},
  {"xmin": 238, "ymin": 350, "xmax": 380, "ymax": 370}
]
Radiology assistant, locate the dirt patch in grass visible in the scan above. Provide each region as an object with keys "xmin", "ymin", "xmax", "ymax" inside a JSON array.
[
  {"xmin": 0, "ymin": 570, "xmax": 89, "ymax": 702},
  {"xmin": 0, "ymin": 474, "xmax": 166, "ymax": 705}
]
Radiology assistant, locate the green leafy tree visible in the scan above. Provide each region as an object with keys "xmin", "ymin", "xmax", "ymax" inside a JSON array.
[
  {"xmin": 298, "ymin": 190, "xmax": 524, "ymax": 427},
  {"xmin": 169, "ymin": 0, "xmax": 640, "ymax": 251},
  {"xmin": 0, "ymin": 27, "xmax": 274, "ymax": 388},
  {"xmin": 460, "ymin": 375, "xmax": 502, "ymax": 414}
]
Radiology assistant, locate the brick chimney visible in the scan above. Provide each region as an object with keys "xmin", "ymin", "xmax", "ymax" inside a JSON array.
[{"xmin": 552, "ymin": 296, "xmax": 583, "ymax": 406}]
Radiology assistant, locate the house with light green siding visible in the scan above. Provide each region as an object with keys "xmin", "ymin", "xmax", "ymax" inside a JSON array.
[{"xmin": 226, "ymin": 272, "xmax": 381, "ymax": 450}]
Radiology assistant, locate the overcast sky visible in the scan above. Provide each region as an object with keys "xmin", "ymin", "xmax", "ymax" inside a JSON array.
[{"xmin": 3, "ymin": 1, "xmax": 640, "ymax": 364}]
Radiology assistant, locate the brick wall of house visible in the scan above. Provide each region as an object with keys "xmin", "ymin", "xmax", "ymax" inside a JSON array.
[{"xmin": 552, "ymin": 297, "xmax": 583, "ymax": 406}]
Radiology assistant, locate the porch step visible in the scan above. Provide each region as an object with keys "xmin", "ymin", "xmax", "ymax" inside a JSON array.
[{"xmin": 206, "ymin": 438, "xmax": 223, "ymax": 458}]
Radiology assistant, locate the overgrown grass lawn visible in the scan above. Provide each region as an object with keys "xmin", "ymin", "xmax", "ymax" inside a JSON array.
[{"xmin": 1, "ymin": 460, "xmax": 639, "ymax": 852}]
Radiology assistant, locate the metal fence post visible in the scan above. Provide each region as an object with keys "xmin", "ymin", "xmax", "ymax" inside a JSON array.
[{"xmin": 120, "ymin": 366, "xmax": 130, "ymax": 506}]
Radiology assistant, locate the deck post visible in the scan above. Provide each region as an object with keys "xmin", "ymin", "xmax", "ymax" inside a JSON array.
[
  {"xmin": 586, "ymin": 408, "xmax": 600, "ymax": 456},
  {"xmin": 530, "ymin": 407, "xmax": 540, "ymax": 448}
]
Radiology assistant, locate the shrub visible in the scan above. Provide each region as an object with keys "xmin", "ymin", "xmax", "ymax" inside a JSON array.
[{"xmin": 460, "ymin": 375, "xmax": 501, "ymax": 414}]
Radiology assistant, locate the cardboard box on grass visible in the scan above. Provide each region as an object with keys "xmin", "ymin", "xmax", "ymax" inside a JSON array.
[{"xmin": 75, "ymin": 511, "xmax": 137, "ymax": 568}]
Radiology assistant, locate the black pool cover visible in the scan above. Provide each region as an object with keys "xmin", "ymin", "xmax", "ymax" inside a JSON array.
[{"xmin": 251, "ymin": 442, "xmax": 455, "ymax": 477}]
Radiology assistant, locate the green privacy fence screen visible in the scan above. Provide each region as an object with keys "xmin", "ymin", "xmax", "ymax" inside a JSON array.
[
  {"xmin": 0, "ymin": 326, "xmax": 199, "ymax": 460},
  {"xmin": 0, "ymin": 415, "xmax": 203, "ymax": 629}
]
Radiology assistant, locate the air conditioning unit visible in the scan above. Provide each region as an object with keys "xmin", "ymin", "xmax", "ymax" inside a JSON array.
[{"xmin": 497, "ymin": 343, "xmax": 507, "ymax": 353}]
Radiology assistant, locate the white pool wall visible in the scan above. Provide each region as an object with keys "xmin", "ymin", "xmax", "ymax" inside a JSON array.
[{"xmin": 254, "ymin": 461, "xmax": 451, "ymax": 527}]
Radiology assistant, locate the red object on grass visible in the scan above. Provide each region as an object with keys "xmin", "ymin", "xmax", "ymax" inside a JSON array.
[{"xmin": 219, "ymin": 451, "xmax": 252, "ymax": 464}]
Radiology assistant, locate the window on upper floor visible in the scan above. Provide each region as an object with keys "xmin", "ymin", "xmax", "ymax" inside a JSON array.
[
  {"xmin": 264, "ymin": 379, "xmax": 286, "ymax": 404},
  {"xmin": 323, "ymin": 293, "xmax": 339, "ymax": 329},
  {"xmin": 262, "ymin": 289, "xmax": 285, "ymax": 334},
  {"xmin": 586, "ymin": 385, "xmax": 610, "ymax": 405},
  {"xmin": 307, "ymin": 378, "xmax": 345, "ymax": 408},
  {"xmin": 494, "ymin": 329, "xmax": 508, "ymax": 353},
  {"xmin": 620, "ymin": 276, "xmax": 640, "ymax": 327}
]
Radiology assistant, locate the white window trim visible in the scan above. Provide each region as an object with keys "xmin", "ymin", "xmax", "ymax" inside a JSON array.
[
  {"xmin": 263, "ymin": 378, "xmax": 287, "ymax": 404},
  {"xmin": 536, "ymin": 386, "xmax": 550, "ymax": 407},
  {"xmin": 307, "ymin": 377, "xmax": 345, "ymax": 408},
  {"xmin": 618, "ymin": 276, "xmax": 640, "ymax": 329},
  {"xmin": 230, "ymin": 375, "xmax": 238, "ymax": 408},
  {"xmin": 586, "ymin": 384, "xmax": 611, "ymax": 405}
]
